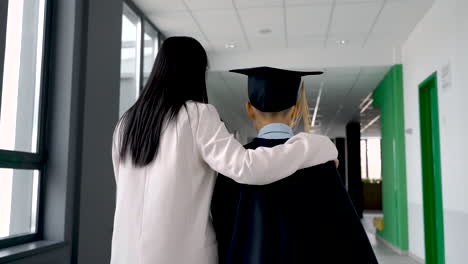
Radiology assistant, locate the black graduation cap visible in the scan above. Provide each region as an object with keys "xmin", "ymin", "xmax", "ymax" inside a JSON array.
[{"xmin": 230, "ymin": 66, "xmax": 323, "ymax": 112}]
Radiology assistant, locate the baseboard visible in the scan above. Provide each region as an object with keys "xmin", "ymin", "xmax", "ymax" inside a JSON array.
[
  {"xmin": 375, "ymin": 234, "xmax": 408, "ymax": 255},
  {"xmin": 375, "ymin": 234, "xmax": 424, "ymax": 264},
  {"xmin": 408, "ymin": 252, "xmax": 424, "ymax": 264}
]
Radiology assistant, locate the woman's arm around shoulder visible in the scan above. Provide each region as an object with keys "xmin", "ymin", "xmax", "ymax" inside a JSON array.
[{"xmin": 190, "ymin": 102, "xmax": 338, "ymax": 185}]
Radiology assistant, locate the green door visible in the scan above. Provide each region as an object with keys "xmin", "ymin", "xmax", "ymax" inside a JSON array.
[{"xmin": 418, "ymin": 73, "xmax": 445, "ymax": 264}]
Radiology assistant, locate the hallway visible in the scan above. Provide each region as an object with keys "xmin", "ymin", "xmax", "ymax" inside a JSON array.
[
  {"xmin": 373, "ymin": 243, "xmax": 420, "ymax": 264},
  {"xmin": 363, "ymin": 213, "xmax": 421, "ymax": 264},
  {"xmin": 1, "ymin": 0, "xmax": 468, "ymax": 263}
]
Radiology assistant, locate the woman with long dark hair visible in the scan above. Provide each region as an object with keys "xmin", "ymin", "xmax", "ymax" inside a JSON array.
[{"xmin": 110, "ymin": 37, "xmax": 337, "ymax": 264}]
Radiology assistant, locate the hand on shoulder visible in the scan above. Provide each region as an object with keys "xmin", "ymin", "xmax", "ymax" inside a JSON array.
[{"xmin": 287, "ymin": 133, "xmax": 339, "ymax": 167}]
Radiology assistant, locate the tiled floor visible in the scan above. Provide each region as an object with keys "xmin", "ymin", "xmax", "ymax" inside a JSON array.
[{"xmin": 363, "ymin": 212, "xmax": 422, "ymax": 264}]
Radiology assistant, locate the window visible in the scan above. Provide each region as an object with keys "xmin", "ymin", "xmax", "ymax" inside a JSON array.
[
  {"xmin": 0, "ymin": 0, "xmax": 49, "ymax": 249},
  {"xmin": 360, "ymin": 138, "xmax": 382, "ymax": 180},
  {"xmin": 361, "ymin": 140, "xmax": 368, "ymax": 179},
  {"xmin": 0, "ymin": 169, "xmax": 40, "ymax": 239},
  {"xmin": 120, "ymin": 3, "xmax": 141, "ymax": 117},
  {"xmin": 0, "ymin": 0, "xmax": 46, "ymax": 153},
  {"xmin": 119, "ymin": 2, "xmax": 163, "ymax": 117},
  {"xmin": 143, "ymin": 22, "xmax": 159, "ymax": 86}
]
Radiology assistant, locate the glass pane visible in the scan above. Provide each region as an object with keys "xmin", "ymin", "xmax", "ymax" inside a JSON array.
[
  {"xmin": 143, "ymin": 22, "xmax": 159, "ymax": 86},
  {"xmin": 0, "ymin": 0, "xmax": 46, "ymax": 153},
  {"xmin": 360, "ymin": 139, "xmax": 368, "ymax": 179},
  {"xmin": 119, "ymin": 4, "xmax": 141, "ymax": 117},
  {"xmin": 367, "ymin": 138, "xmax": 382, "ymax": 180},
  {"xmin": 0, "ymin": 169, "xmax": 39, "ymax": 239}
]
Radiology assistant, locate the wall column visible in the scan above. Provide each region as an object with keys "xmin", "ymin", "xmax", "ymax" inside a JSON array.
[
  {"xmin": 346, "ymin": 122, "xmax": 363, "ymax": 218},
  {"xmin": 74, "ymin": 0, "xmax": 122, "ymax": 263},
  {"xmin": 373, "ymin": 64, "xmax": 408, "ymax": 250},
  {"xmin": 334, "ymin": 137, "xmax": 347, "ymax": 187}
]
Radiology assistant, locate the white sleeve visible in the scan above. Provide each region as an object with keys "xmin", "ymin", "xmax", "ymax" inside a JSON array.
[{"xmin": 195, "ymin": 104, "xmax": 338, "ymax": 185}]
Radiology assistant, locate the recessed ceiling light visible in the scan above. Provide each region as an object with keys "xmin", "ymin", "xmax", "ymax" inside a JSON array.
[
  {"xmin": 225, "ymin": 43, "xmax": 236, "ymax": 49},
  {"xmin": 336, "ymin": 39, "xmax": 348, "ymax": 45},
  {"xmin": 259, "ymin": 28, "xmax": 272, "ymax": 35}
]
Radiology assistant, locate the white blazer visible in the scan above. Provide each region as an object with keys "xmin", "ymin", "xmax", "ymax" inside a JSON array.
[{"xmin": 110, "ymin": 102, "xmax": 338, "ymax": 264}]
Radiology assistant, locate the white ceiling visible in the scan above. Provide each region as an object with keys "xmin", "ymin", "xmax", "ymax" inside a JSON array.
[
  {"xmin": 206, "ymin": 66, "xmax": 388, "ymax": 140},
  {"xmin": 136, "ymin": 0, "xmax": 433, "ymax": 55},
  {"xmin": 132, "ymin": 0, "xmax": 434, "ymax": 139}
]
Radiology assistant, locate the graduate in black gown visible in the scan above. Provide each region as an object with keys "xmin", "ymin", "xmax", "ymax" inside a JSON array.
[{"xmin": 211, "ymin": 67, "xmax": 378, "ymax": 264}]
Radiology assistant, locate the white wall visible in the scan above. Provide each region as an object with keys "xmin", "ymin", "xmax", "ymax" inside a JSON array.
[{"xmin": 402, "ymin": 0, "xmax": 468, "ymax": 262}]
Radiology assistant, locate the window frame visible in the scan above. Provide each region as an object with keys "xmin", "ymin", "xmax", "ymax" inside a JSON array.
[
  {"xmin": 123, "ymin": 0, "xmax": 165, "ymax": 93},
  {"xmin": 0, "ymin": 0, "xmax": 52, "ymax": 250},
  {"xmin": 360, "ymin": 139, "xmax": 369, "ymax": 179},
  {"xmin": 122, "ymin": 3, "xmax": 141, "ymax": 102},
  {"xmin": 360, "ymin": 137, "xmax": 382, "ymax": 181},
  {"xmin": 0, "ymin": 0, "xmax": 8, "ymax": 118},
  {"xmin": 142, "ymin": 20, "xmax": 159, "ymax": 86}
]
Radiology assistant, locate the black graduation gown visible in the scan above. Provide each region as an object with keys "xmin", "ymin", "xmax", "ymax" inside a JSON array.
[{"xmin": 211, "ymin": 138, "xmax": 378, "ymax": 264}]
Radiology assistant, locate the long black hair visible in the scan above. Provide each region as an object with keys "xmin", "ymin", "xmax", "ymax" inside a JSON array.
[{"xmin": 119, "ymin": 36, "xmax": 208, "ymax": 166}]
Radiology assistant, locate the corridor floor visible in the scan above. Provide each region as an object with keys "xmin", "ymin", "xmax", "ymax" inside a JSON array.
[{"xmin": 363, "ymin": 212, "xmax": 422, "ymax": 264}]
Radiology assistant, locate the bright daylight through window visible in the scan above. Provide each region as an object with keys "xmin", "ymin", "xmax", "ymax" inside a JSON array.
[
  {"xmin": 119, "ymin": 3, "xmax": 141, "ymax": 117},
  {"xmin": 119, "ymin": 3, "xmax": 161, "ymax": 117},
  {"xmin": 0, "ymin": 0, "xmax": 47, "ymax": 248},
  {"xmin": 143, "ymin": 21, "xmax": 159, "ymax": 86},
  {"xmin": 360, "ymin": 138, "xmax": 381, "ymax": 180}
]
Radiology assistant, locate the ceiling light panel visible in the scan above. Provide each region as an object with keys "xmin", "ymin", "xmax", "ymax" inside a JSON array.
[
  {"xmin": 326, "ymin": 34, "xmax": 367, "ymax": 48},
  {"xmin": 238, "ymin": 7, "xmax": 285, "ymax": 49},
  {"xmin": 238, "ymin": 7, "xmax": 283, "ymax": 38},
  {"xmin": 212, "ymin": 41, "xmax": 249, "ymax": 52},
  {"xmin": 259, "ymin": 28, "xmax": 272, "ymax": 34},
  {"xmin": 224, "ymin": 42, "xmax": 236, "ymax": 48}
]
